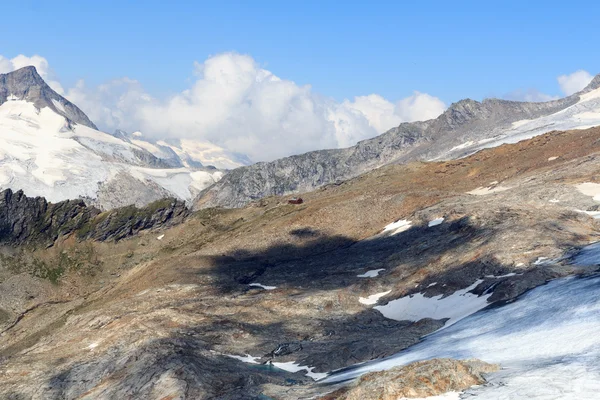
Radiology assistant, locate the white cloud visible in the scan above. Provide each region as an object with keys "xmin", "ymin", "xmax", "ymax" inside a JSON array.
[
  {"xmin": 62, "ymin": 53, "xmax": 446, "ymax": 161},
  {"xmin": 558, "ymin": 70, "xmax": 593, "ymax": 96},
  {"xmin": 1, "ymin": 52, "xmax": 446, "ymax": 161},
  {"xmin": 0, "ymin": 54, "xmax": 64, "ymax": 94},
  {"xmin": 395, "ymin": 91, "xmax": 447, "ymax": 121}
]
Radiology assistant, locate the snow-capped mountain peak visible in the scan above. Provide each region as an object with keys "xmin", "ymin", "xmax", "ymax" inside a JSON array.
[{"xmin": 0, "ymin": 67, "xmax": 225, "ymax": 210}]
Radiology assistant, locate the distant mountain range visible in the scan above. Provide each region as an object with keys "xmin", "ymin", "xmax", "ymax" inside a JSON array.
[
  {"xmin": 196, "ymin": 74, "xmax": 600, "ymax": 209},
  {"xmin": 1, "ymin": 65, "xmax": 599, "ymax": 211}
]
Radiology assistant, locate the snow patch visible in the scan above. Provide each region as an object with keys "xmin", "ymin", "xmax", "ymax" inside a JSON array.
[
  {"xmin": 399, "ymin": 392, "xmax": 463, "ymax": 400},
  {"xmin": 156, "ymin": 234, "xmax": 165, "ymax": 240},
  {"xmin": 428, "ymin": 217, "xmax": 444, "ymax": 227},
  {"xmin": 357, "ymin": 269, "xmax": 385, "ymax": 278},
  {"xmin": 227, "ymin": 354, "xmax": 260, "ymax": 364},
  {"xmin": 359, "ymin": 290, "xmax": 391, "ymax": 305},
  {"xmin": 574, "ymin": 209, "xmax": 600, "ymax": 219},
  {"xmin": 374, "ymin": 280, "xmax": 490, "ymax": 328},
  {"xmin": 485, "ymin": 273, "xmax": 518, "ymax": 278},
  {"xmin": 51, "ymin": 99, "xmax": 65, "ymax": 113},
  {"xmin": 271, "ymin": 361, "xmax": 327, "ymax": 380},
  {"xmin": 467, "ymin": 186, "xmax": 511, "ymax": 196},
  {"xmin": 576, "ymin": 182, "xmax": 600, "ymax": 201},
  {"xmin": 548, "ymin": 156, "xmax": 558, "ymax": 161},
  {"xmin": 248, "ymin": 283, "xmax": 277, "ymax": 290},
  {"xmin": 383, "ymin": 219, "xmax": 412, "ymax": 235}
]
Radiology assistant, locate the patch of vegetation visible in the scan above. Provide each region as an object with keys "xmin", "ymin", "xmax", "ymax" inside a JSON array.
[{"xmin": 1, "ymin": 243, "xmax": 103, "ymax": 285}]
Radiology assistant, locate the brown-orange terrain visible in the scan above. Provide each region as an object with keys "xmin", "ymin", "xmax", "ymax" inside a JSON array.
[{"xmin": 2, "ymin": 127, "xmax": 600, "ymax": 399}]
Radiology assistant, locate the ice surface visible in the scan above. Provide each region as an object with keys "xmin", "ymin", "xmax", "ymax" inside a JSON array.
[
  {"xmin": 357, "ymin": 269, "xmax": 385, "ymax": 278},
  {"xmin": 374, "ymin": 280, "xmax": 490, "ymax": 328},
  {"xmin": 325, "ymin": 263, "xmax": 600, "ymax": 399}
]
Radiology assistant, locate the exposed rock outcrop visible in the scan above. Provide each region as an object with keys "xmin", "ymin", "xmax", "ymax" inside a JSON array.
[
  {"xmin": 0, "ymin": 189, "xmax": 189, "ymax": 245},
  {"xmin": 321, "ymin": 358, "xmax": 499, "ymax": 400}
]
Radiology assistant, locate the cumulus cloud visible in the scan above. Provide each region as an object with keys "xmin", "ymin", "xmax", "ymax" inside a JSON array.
[
  {"xmin": 558, "ymin": 70, "xmax": 593, "ymax": 96},
  {"xmin": 0, "ymin": 54, "xmax": 64, "ymax": 94},
  {"xmin": 62, "ymin": 52, "xmax": 447, "ymax": 161},
  {"xmin": 0, "ymin": 52, "xmax": 446, "ymax": 161}
]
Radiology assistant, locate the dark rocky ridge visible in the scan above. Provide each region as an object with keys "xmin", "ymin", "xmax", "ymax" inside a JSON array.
[
  {"xmin": 0, "ymin": 66, "xmax": 98, "ymax": 130},
  {"xmin": 196, "ymin": 75, "xmax": 598, "ymax": 209},
  {"xmin": 0, "ymin": 189, "xmax": 189, "ymax": 245}
]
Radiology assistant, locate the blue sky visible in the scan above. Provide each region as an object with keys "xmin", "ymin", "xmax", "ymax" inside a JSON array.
[
  {"xmin": 2, "ymin": 0, "xmax": 598, "ymax": 103},
  {"xmin": 1, "ymin": 1, "xmax": 599, "ymax": 161}
]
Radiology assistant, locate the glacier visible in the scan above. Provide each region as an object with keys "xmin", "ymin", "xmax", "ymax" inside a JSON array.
[{"xmin": 325, "ymin": 247, "xmax": 600, "ymax": 399}]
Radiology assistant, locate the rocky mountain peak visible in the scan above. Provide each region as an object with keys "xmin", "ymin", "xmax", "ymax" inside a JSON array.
[
  {"xmin": 582, "ymin": 73, "xmax": 600, "ymax": 93},
  {"xmin": 0, "ymin": 66, "xmax": 98, "ymax": 130}
]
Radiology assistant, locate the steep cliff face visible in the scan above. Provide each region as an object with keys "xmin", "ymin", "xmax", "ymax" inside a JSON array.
[
  {"xmin": 196, "ymin": 77, "xmax": 594, "ymax": 209},
  {"xmin": 0, "ymin": 189, "xmax": 189, "ymax": 245},
  {"xmin": 0, "ymin": 66, "xmax": 97, "ymax": 130}
]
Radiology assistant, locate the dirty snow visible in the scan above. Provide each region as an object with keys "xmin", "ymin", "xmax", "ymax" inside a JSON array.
[
  {"xmin": 248, "ymin": 283, "xmax": 277, "ymax": 290},
  {"xmin": 383, "ymin": 219, "xmax": 412, "ymax": 235},
  {"xmin": 428, "ymin": 217, "xmax": 444, "ymax": 227},
  {"xmin": 226, "ymin": 354, "xmax": 260, "ymax": 364},
  {"xmin": 359, "ymin": 290, "xmax": 392, "ymax": 305},
  {"xmin": 399, "ymin": 393, "xmax": 462, "ymax": 400},
  {"xmin": 575, "ymin": 209, "xmax": 600, "ymax": 219},
  {"xmin": 374, "ymin": 280, "xmax": 490, "ymax": 328},
  {"xmin": 467, "ymin": 186, "xmax": 511, "ymax": 195},
  {"xmin": 576, "ymin": 182, "xmax": 600, "ymax": 201},
  {"xmin": 357, "ymin": 269, "xmax": 385, "ymax": 278},
  {"xmin": 271, "ymin": 361, "xmax": 327, "ymax": 380}
]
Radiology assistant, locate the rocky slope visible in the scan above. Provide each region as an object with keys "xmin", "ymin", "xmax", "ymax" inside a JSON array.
[
  {"xmin": 321, "ymin": 358, "xmax": 499, "ymax": 400},
  {"xmin": 196, "ymin": 74, "xmax": 600, "ymax": 209},
  {"xmin": 2, "ymin": 126, "xmax": 600, "ymax": 398}
]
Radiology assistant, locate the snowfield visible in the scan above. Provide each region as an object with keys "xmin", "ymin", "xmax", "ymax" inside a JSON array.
[
  {"xmin": 0, "ymin": 99, "xmax": 223, "ymax": 207},
  {"xmin": 440, "ymin": 87, "xmax": 600, "ymax": 161},
  {"xmin": 325, "ymin": 244, "xmax": 600, "ymax": 399},
  {"xmin": 373, "ymin": 280, "xmax": 491, "ymax": 328}
]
